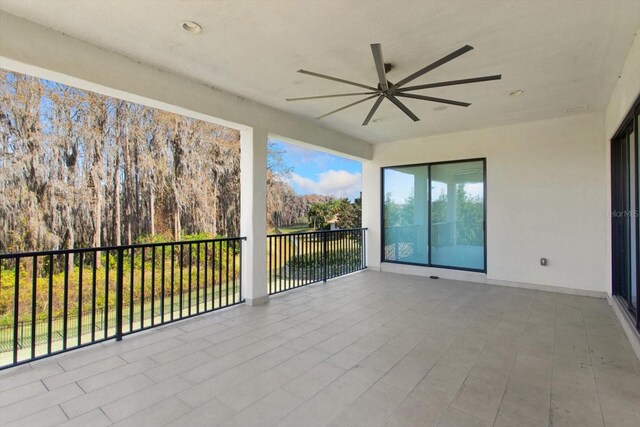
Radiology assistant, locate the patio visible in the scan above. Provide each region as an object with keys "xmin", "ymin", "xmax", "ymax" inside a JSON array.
[{"xmin": 1, "ymin": 270, "xmax": 638, "ymax": 427}]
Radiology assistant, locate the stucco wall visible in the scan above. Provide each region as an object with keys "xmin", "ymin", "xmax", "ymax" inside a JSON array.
[
  {"xmin": 605, "ymin": 30, "xmax": 640, "ymax": 140},
  {"xmin": 362, "ymin": 113, "xmax": 609, "ymax": 295}
]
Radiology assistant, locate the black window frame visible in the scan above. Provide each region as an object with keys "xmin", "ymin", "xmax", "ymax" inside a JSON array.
[
  {"xmin": 611, "ymin": 93, "xmax": 640, "ymax": 333},
  {"xmin": 380, "ymin": 157, "xmax": 487, "ymax": 273}
]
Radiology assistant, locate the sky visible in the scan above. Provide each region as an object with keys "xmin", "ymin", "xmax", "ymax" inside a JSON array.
[
  {"xmin": 384, "ymin": 166, "xmax": 484, "ymax": 204},
  {"xmin": 269, "ymin": 139, "xmax": 362, "ymax": 200}
]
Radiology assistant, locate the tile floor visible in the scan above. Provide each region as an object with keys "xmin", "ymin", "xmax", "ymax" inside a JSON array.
[{"xmin": 1, "ymin": 271, "xmax": 639, "ymax": 427}]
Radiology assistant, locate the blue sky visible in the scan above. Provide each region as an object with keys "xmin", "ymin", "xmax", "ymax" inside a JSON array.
[
  {"xmin": 384, "ymin": 166, "xmax": 484, "ymax": 204},
  {"xmin": 270, "ymin": 139, "xmax": 362, "ymax": 200}
]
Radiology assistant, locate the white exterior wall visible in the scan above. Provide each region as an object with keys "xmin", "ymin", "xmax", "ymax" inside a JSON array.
[
  {"xmin": 363, "ymin": 113, "xmax": 609, "ymax": 296},
  {"xmin": 606, "ymin": 31, "xmax": 640, "ymax": 140}
]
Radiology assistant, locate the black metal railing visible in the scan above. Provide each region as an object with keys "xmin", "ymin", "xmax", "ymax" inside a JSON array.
[
  {"xmin": 267, "ymin": 228, "xmax": 366, "ymax": 295},
  {"xmin": 0, "ymin": 237, "xmax": 245, "ymax": 369}
]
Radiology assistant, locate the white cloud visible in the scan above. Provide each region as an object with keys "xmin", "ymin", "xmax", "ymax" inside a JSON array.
[{"xmin": 290, "ymin": 170, "xmax": 362, "ymax": 199}]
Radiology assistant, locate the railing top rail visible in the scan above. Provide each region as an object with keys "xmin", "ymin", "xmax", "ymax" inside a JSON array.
[
  {"xmin": 0, "ymin": 236, "xmax": 247, "ymax": 259},
  {"xmin": 267, "ymin": 227, "xmax": 367, "ymax": 238}
]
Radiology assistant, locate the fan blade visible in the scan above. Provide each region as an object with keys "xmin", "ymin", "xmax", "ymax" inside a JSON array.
[
  {"xmin": 362, "ymin": 95, "xmax": 385, "ymax": 126},
  {"xmin": 397, "ymin": 75, "xmax": 502, "ymax": 92},
  {"xmin": 386, "ymin": 95, "xmax": 420, "ymax": 122},
  {"xmin": 392, "ymin": 45, "xmax": 474, "ymax": 89},
  {"xmin": 316, "ymin": 95, "xmax": 379, "ymax": 119},
  {"xmin": 298, "ymin": 69, "xmax": 377, "ymax": 90},
  {"xmin": 395, "ymin": 92, "xmax": 471, "ymax": 107},
  {"xmin": 286, "ymin": 92, "xmax": 378, "ymax": 101},
  {"xmin": 371, "ymin": 44, "xmax": 388, "ymax": 91}
]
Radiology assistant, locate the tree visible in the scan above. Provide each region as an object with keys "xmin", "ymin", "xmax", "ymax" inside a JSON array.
[
  {"xmin": 306, "ymin": 198, "xmax": 362, "ymax": 230},
  {"xmin": 455, "ymin": 184, "xmax": 484, "ymax": 246},
  {"xmin": 266, "ymin": 140, "xmax": 293, "ymax": 227},
  {"xmin": 0, "ymin": 71, "xmax": 57, "ymax": 252},
  {"xmin": 308, "ymin": 202, "xmax": 332, "ymax": 229},
  {"xmin": 0, "ymin": 69, "xmax": 242, "ymax": 253}
]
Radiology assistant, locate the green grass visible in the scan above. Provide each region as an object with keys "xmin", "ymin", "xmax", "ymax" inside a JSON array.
[
  {"xmin": 0, "ymin": 283, "xmax": 241, "ymax": 354},
  {"xmin": 270, "ymin": 224, "xmax": 315, "ymax": 234},
  {"xmin": 0, "ymin": 248, "xmax": 240, "ymax": 326}
]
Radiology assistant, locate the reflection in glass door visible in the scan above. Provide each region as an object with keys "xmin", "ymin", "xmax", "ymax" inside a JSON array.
[
  {"xmin": 430, "ymin": 161, "xmax": 485, "ymax": 270},
  {"xmin": 382, "ymin": 166, "xmax": 429, "ymax": 265}
]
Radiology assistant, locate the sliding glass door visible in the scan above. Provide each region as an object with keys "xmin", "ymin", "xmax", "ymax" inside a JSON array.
[
  {"xmin": 611, "ymin": 96, "xmax": 639, "ymax": 331},
  {"xmin": 382, "ymin": 158, "xmax": 486, "ymax": 272}
]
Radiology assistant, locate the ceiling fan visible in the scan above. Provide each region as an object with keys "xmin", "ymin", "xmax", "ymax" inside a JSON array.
[{"xmin": 286, "ymin": 44, "xmax": 501, "ymax": 125}]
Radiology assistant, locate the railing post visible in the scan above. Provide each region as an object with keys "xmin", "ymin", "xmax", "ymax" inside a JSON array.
[
  {"xmin": 115, "ymin": 248, "xmax": 124, "ymax": 341},
  {"xmin": 363, "ymin": 228, "xmax": 367, "ymax": 269},
  {"xmin": 323, "ymin": 232, "xmax": 328, "ymax": 282}
]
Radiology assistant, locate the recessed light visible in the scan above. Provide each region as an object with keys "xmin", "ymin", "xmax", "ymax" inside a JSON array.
[
  {"xmin": 433, "ymin": 105, "xmax": 448, "ymax": 111},
  {"xmin": 509, "ymin": 90, "xmax": 524, "ymax": 96},
  {"xmin": 182, "ymin": 21, "xmax": 202, "ymax": 34}
]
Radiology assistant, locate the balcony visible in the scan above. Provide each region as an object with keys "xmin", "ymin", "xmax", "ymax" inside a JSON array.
[
  {"xmin": 1, "ymin": 1, "xmax": 640, "ymax": 426},
  {"xmin": 1, "ymin": 270, "xmax": 638, "ymax": 426},
  {"xmin": 0, "ymin": 229, "xmax": 367, "ymax": 368}
]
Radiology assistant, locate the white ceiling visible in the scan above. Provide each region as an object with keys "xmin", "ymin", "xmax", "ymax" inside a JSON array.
[{"xmin": 1, "ymin": 0, "xmax": 639, "ymax": 143}]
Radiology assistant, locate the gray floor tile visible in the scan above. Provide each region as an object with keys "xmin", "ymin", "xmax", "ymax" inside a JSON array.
[
  {"xmin": 111, "ymin": 396, "xmax": 190, "ymax": 427},
  {"xmin": 2, "ymin": 405, "xmax": 69, "ymax": 427},
  {"xmin": 436, "ymin": 408, "xmax": 492, "ymax": 427},
  {"xmin": 42, "ymin": 355, "xmax": 126, "ymax": 390},
  {"xmin": 283, "ymin": 361, "xmax": 346, "ymax": 400},
  {"xmin": 0, "ymin": 362, "xmax": 64, "ymax": 393},
  {"xmin": 332, "ymin": 381, "xmax": 407, "ymax": 427},
  {"xmin": 451, "ymin": 373, "xmax": 507, "ymax": 422},
  {"xmin": 60, "ymin": 373, "xmax": 152, "ymax": 419},
  {"xmin": 144, "ymin": 350, "xmax": 211, "ymax": 382},
  {"xmin": 101, "ymin": 375, "xmax": 191, "ymax": 422},
  {"xmin": 384, "ymin": 394, "xmax": 448, "ymax": 427},
  {"xmin": 1, "ymin": 271, "xmax": 639, "ymax": 427},
  {"xmin": 219, "ymin": 388, "xmax": 303, "ymax": 427},
  {"xmin": 498, "ymin": 378, "xmax": 550, "ymax": 426},
  {"xmin": 0, "ymin": 379, "xmax": 48, "ymax": 407},
  {"xmin": 165, "ymin": 398, "xmax": 236, "ymax": 427},
  {"xmin": 76, "ymin": 357, "xmax": 158, "ymax": 392},
  {"xmin": 59, "ymin": 409, "xmax": 112, "ymax": 427},
  {"xmin": 2, "ymin": 383, "xmax": 83, "ymax": 424}
]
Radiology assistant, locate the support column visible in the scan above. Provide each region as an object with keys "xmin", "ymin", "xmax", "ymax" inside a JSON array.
[
  {"xmin": 240, "ymin": 127, "xmax": 269, "ymax": 305},
  {"xmin": 362, "ymin": 159, "xmax": 381, "ymax": 270}
]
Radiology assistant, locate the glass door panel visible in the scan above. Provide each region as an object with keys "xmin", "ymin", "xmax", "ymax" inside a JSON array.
[
  {"xmin": 430, "ymin": 161, "xmax": 485, "ymax": 270},
  {"xmin": 382, "ymin": 166, "xmax": 429, "ymax": 264}
]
